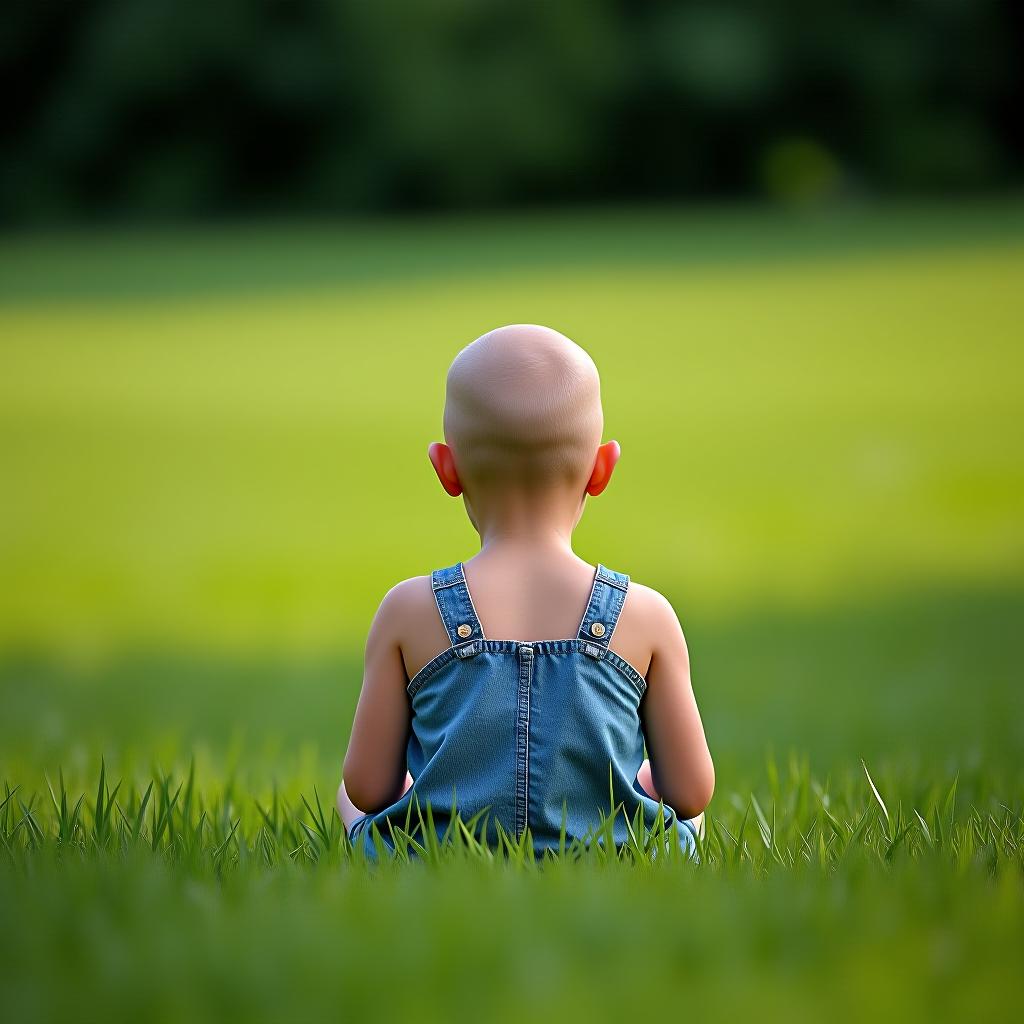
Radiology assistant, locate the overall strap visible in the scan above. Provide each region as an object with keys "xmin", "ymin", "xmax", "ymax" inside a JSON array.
[
  {"xmin": 577, "ymin": 564, "xmax": 629, "ymax": 648},
  {"xmin": 431, "ymin": 563, "xmax": 485, "ymax": 648}
]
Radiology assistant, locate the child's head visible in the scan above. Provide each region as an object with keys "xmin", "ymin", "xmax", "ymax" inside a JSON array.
[{"xmin": 429, "ymin": 324, "xmax": 620, "ymax": 523}]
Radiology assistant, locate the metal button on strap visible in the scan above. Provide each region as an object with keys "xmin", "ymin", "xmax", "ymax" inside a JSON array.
[
  {"xmin": 457, "ymin": 623, "xmax": 472, "ymax": 638},
  {"xmin": 590, "ymin": 622, "xmax": 606, "ymax": 638}
]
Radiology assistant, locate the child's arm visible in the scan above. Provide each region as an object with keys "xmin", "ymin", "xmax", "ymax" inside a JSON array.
[
  {"xmin": 636, "ymin": 589, "xmax": 714, "ymax": 819},
  {"xmin": 340, "ymin": 585, "xmax": 415, "ymax": 814}
]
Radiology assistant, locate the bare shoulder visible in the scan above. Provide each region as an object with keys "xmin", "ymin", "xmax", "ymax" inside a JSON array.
[
  {"xmin": 371, "ymin": 575, "xmax": 436, "ymax": 637},
  {"xmin": 371, "ymin": 574, "xmax": 450, "ymax": 679},
  {"xmin": 376, "ymin": 575, "xmax": 435, "ymax": 616},
  {"xmin": 612, "ymin": 579, "xmax": 688, "ymax": 675},
  {"xmin": 624, "ymin": 581, "xmax": 685, "ymax": 636}
]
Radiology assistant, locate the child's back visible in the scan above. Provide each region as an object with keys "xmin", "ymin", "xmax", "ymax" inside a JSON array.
[{"xmin": 340, "ymin": 325, "xmax": 713, "ymax": 855}]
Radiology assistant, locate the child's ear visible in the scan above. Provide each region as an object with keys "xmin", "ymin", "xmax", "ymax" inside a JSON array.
[
  {"xmin": 586, "ymin": 440, "xmax": 620, "ymax": 496},
  {"xmin": 428, "ymin": 442, "xmax": 463, "ymax": 497}
]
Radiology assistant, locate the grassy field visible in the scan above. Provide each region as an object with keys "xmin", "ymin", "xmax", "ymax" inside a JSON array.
[{"xmin": 1, "ymin": 201, "xmax": 1023, "ymax": 1020}]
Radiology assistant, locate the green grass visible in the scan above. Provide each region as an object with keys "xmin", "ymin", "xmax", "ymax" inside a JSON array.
[
  {"xmin": 1, "ymin": 203, "xmax": 1022, "ymax": 653},
  {"xmin": 1, "ymin": 201, "xmax": 1023, "ymax": 1020},
  {"xmin": 2, "ymin": 760, "xmax": 1022, "ymax": 1021},
  {"xmin": 2, "ymin": 583, "xmax": 1021, "ymax": 786},
  {"xmin": 4, "ymin": 758, "xmax": 1020, "ymax": 874}
]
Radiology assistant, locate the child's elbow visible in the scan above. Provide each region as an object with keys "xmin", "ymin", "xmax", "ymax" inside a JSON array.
[
  {"xmin": 670, "ymin": 762, "xmax": 715, "ymax": 820},
  {"xmin": 340, "ymin": 772, "xmax": 376, "ymax": 815},
  {"xmin": 340, "ymin": 757, "xmax": 372, "ymax": 814},
  {"xmin": 341, "ymin": 756, "xmax": 402, "ymax": 815}
]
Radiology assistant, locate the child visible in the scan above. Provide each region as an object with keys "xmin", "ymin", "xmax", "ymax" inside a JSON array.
[{"xmin": 338, "ymin": 324, "xmax": 714, "ymax": 854}]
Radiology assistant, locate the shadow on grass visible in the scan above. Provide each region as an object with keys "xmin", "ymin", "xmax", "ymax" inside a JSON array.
[{"xmin": 0, "ymin": 581, "xmax": 1020, "ymax": 784}]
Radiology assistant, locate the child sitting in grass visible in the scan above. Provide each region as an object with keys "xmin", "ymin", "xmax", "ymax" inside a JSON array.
[{"xmin": 338, "ymin": 324, "xmax": 713, "ymax": 854}]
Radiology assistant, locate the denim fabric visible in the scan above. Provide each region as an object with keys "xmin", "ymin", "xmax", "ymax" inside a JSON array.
[{"xmin": 348, "ymin": 563, "xmax": 697, "ymax": 857}]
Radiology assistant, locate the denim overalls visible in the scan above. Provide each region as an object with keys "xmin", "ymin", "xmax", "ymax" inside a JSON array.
[{"xmin": 348, "ymin": 563, "xmax": 697, "ymax": 856}]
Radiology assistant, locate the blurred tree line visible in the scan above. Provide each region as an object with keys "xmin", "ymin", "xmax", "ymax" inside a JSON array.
[{"xmin": 3, "ymin": 0, "xmax": 1021, "ymax": 224}]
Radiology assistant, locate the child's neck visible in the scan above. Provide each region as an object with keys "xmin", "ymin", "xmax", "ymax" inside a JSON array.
[
  {"xmin": 478, "ymin": 525, "xmax": 574, "ymax": 554},
  {"xmin": 471, "ymin": 495, "xmax": 582, "ymax": 559}
]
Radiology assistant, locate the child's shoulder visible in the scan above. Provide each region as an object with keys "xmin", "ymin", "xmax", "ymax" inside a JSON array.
[
  {"xmin": 620, "ymin": 575, "xmax": 684, "ymax": 628},
  {"xmin": 372, "ymin": 575, "xmax": 438, "ymax": 634},
  {"xmin": 367, "ymin": 568, "xmax": 686, "ymax": 679},
  {"xmin": 622, "ymin": 578, "xmax": 680, "ymax": 620},
  {"xmin": 614, "ymin": 577, "xmax": 689, "ymax": 673},
  {"xmin": 373, "ymin": 570, "xmax": 683, "ymax": 630},
  {"xmin": 371, "ymin": 575, "xmax": 450, "ymax": 676}
]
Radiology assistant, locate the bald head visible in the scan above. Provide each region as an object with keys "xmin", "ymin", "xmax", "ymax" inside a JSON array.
[{"xmin": 444, "ymin": 325, "xmax": 603, "ymax": 491}]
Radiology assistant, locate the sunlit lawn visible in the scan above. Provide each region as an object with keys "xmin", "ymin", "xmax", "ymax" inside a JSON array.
[{"xmin": 1, "ymin": 202, "xmax": 1022, "ymax": 1020}]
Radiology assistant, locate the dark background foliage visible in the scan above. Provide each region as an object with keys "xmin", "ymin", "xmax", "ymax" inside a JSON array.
[{"xmin": 3, "ymin": 0, "xmax": 1022, "ymax": 224}]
